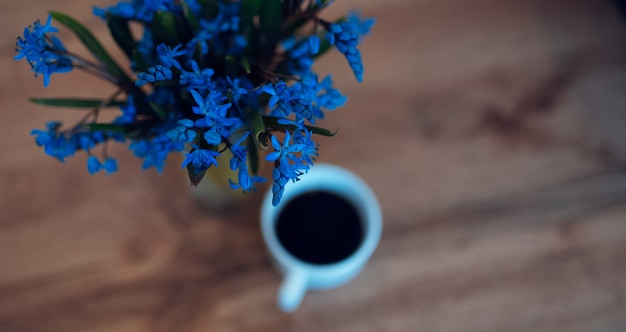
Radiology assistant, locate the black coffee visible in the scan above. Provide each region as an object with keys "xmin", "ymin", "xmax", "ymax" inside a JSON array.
[{"xmin": 275, "ymin": 191, "xmax": 363, "ymax": 265}]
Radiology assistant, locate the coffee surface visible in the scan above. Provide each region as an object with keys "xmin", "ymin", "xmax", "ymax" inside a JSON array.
[{"xmin": 275, "ymin": 191, "xmax": 363, "ymax": 265}]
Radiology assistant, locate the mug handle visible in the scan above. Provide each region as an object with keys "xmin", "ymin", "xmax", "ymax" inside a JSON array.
[{"xmin": 278, "ymin": 268, "xmax": 308, "ymax": 312}]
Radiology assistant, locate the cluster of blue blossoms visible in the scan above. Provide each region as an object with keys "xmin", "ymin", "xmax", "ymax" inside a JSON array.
[{"xmin": 16, "ymin": 0, "xmax": 374, "ymax": 206}]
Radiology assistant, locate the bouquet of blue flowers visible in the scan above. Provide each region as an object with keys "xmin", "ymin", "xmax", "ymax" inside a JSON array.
[{"xmin": 16, "ymin": 0, "xmax": 374, "ymax": 206}]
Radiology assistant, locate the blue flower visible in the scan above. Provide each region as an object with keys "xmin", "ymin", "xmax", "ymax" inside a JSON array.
[
  {"xmin": 215, "ymin": 1, "xmax": 241, "ymax": 32},
  {"xmin": 269, "ymin": 168, "xmax": 284, "ymax": 206},
  {"xmin": 299, "ymin": 72, "xmax": 347, "ymax": 120},
  {"xmin": 30, "ymin": 121, "xmax": 75, "ymax": 162},
  {"xmin": 129, "ymin": 137, "xmax": 181, "ymax": 172},
  {"xmin": 276, "ymin": 116, "xmax": 305, "ymax": 131},
  {"xmin": 190, "ymin": 89, "xmax": 228, "ymax": 116},
  {"xmin": 184, "ymin": 0, "xmax": 203, "ymax": 17},
  {"xmin": 31, "ymin": 121, "xmax": 60, "ymax": 145},
  {"xmin": 294, "ymin": 129, "xmax": 318, "ymax": 166},
  {"xmin": 20, "ymin": 0, "xmax": 372, "ymax": 199},
  {"xmin": 166, "ymin": 119, "xmax": 197, "ymax": 143},
  {"xmin": 187, "ymin": 19, "xmax": 217, "ymax": 56},
  {"xmin": 266, "ymin": 131, "xmax": 303, "ymax": 163},
  {"xmin": 114, "ymin": 96, "xmax": 136, "ymax": 125},
  {"xmin": 179, "ymin": 60, "xmax": 215, "ymax": 92},
  {"xmin": 228, "ymin": 35, "xmax": 248, "ymax": 55},
  {"xmin": 74, "ymin": 131, "xmax": 106, "ymax": 150},
  {"xmin": 311, "ymin": 75, "xmax": 347, "ymax": 110},
  {"xmin": 135, "ymin": 28, "xmax": 155, "ymax": 66},
  {"xmin": 225, "ymin": 77, "xmax": 248, "ymax": 103},
  {"xmin": 282, "ymin": 36, "xmax": 320, "ymax": 75},
  {"xmin": 182, "ymin": 148, "xmax": 220, "ymax": 172},
  {"xmin": 308, "ymin": 36, "xmax": 320, "ymax": 55},
  {"xmin": 87, "ymin": 156, "xmax": 102, "ymax": 174},
  {"xmin": 103, "ymin": 158, "xmax": 118, "ymax": 174},
  {"xmin": 15, "ymin": 15, "xmax": 73, "ymax": 87},
  {"xmin": 93, "ymin": 3, "xmax": 133, "ymax": 19},
  {"xmin": 148, "ymin": 87, "xmax": 177, "ymax": 106},
  {"xmin": 326, "ymin": 12, "xmax": 375, "ymax": 82},
  {"xmin": 229, "ymin": 132, "xmax": 249, "ymax": 161},
  {"xmin": 87, "ymin": 156, "xmax": 118, "ymax": 174},
  {"xmin": 94, "ymin": 0, "xmax": 179, "ymax": 22},
  {"xmin": 189, "ymin": 89, "xmax": 239, "ymax": 145},
  {"xmin": 135, "ymin": 65, "xmax": 173, "ymax": 86},
  {"xmin": 261, "ymin": 81, "xmax": 314, "ymax": 123},
  {"xmin": 129, "ymin": 119, "xmax": 184, "ymax": 172},
  {"xmin": 266, "ymin": 131, "xmax": 310, "ymax": 206},
  {"xmin": 185, "ymin": 1, "xmax": 242, "ymax": 56},
  {"xmin": 137, "ymin": 0, "xmax": 179, "ymax": 21},
  {"xmin": 30, "ymin": 121, "xmax": 117, "ymax": 164},
  {"xmin": 156, "ymin": 43, "xmax": 186, "ymax": 70},
  {"xmin": 228, "ymin": 132, "xmax": 267, "ymax": 192}
]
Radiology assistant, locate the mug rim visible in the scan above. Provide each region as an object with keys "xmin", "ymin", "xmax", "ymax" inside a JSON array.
[{"xmin": 260, "ymin": 164, "xmax": 382, "ymax": 275}]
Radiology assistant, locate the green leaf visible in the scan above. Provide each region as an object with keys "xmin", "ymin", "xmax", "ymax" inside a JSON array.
[
  {"xmin": 313, "ymin": 37, "xmax": 333, "ymax": 59},
  {"xmin": 83, "ymin": 122, "xmax": 146, "ymax": 138},
  {"xmin": 83, "ymin": 123, "xmax": 129, "ymax": 133},
  {"xmin": 181, "ymin": 1, "xmax": 200, "ymax": 32},
  {"xmin": 29, "ymin": 98, "xmax": 124, "ymax": 108},
  {"xmin": 240, "ymin": 58, "xmax": 252, "ymax": 74},
  {"xmin": 187, "ymin": 164, "xmax": 208, "ymax": 188},
  {"xmin": 130, "ymin": 96, "xmax": 153, "ymax": 115},
  {"xmin": 50, "ymin": 11, "xmax": 130, "ymax": 84},
  {"xmin": 241, "ymin": 0, "xmax": 262, "ymax": 34},
  {"xmin": 149, "ymin": 102, "xmax": 168, "ymax": 119},
  {"xmin": 259, "ymin": 0, "xmax": 282, "ymax": 35},
  {"xmin": 262, "ymin": 116, "xmax": 337, "ymax": 137},
  {"xmin": 201, "ymin": 0, "xmax": 220, "ymax": 19},
  {"xmin": 223, "ymin": 55, "xmax": 239, "ymax": 75},
  {"xmin": 250, "ymin": 112, "xmax": 269, "ymax": 150},
  {"xmin": 185, "ymin": 144, "xmax": 218, "ymax": 187},
  {"xmin": 153, "ymin": 80, "xmax": 180, "ymax": 86},
  {"xmin": 132, "ymin": 49, "xmax": 150, "ymax": 73},
  {"xmin": 107, "ymin": 15, "xmax": 135, "ymax": 59},
  {"xmin": 241, "ymin": 0, "xmax": 262, "ymax": 60},
  {"xmin": 151, "ymin": 10, "xmax": 184, "ymax": 46},
  {"xmin": 258, "ymin": 0, "xmax": 282, "ymax": 57},
  {"xmin": 247, "ymin": 135, "xmax": 260, "ymax": 175}
]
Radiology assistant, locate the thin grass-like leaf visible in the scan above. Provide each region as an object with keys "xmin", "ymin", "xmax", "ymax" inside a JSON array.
[
  {"xmin": 151, "ymin": 10, "xmax": 184, "ymax": 46},
  {"xmin": 107, "ymin": 15, "xmax": 136, "ymax": 59},
  {"xmin": 181, "ymin": 1, "xmax": 200, "ymax": 32},
  {"xmin": 50, "ymin": 11, "xmax": 131, "ymax": 84},
  {"xmin": 149, "ymin": 102, "xmax": 168, "ymax": 119},
  {"xmin": 247, "ymin": 135, "xmax": 260, "ymax": 175},
  {"xmin": 29, "ymin": 98, "xmax": 124, "ymax": 108},
  {"xmin": 132, "ymin": 49, "xmax": 150, "ymax": 73},
  {"xmin": 262, "ymin": 116, "xmax": 337, "ymax": 137}
]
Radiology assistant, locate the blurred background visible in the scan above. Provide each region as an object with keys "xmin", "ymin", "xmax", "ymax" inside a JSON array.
[{"xmin": 1, "ymin": 0, "xmax": 626, "ymax": 331}]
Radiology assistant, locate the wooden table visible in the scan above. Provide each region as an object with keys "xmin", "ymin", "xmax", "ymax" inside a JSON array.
[{"xmin": 1, "ymin": 0, "xmax": 625, "ymax": 331}]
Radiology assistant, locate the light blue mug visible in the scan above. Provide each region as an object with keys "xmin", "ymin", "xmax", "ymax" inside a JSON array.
[{"xmin": 261, "ymin": 164, "xmax": 383, "ymax": 312}]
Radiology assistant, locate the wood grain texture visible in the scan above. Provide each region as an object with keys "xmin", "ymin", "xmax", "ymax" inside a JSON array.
[{"xmin": 1, "ymin": 0, "xmax": 626, "ymax": 331}]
